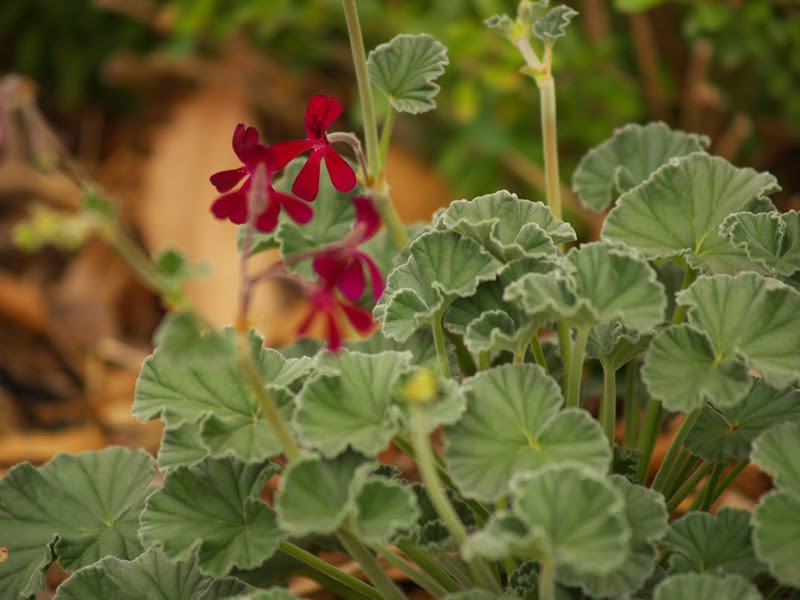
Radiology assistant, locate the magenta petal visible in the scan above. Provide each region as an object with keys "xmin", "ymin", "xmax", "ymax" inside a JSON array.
[
  {"xmin": 210, "ymin": 167, "xmax": 248, "ymax": 193},
  {"xmin": 352, "ymin": 196, "xmax": 381, "ymax": 240},
  {"xmin": 274, "ymin": 189, "xmax": 314, "ymax": 224},
  {"xmin": 312, "ymin": 251, "xmax": 344, "ymax": 285},
  {"xmin": 292, "ymin": 151, "xmax": 323, "ymax": 201},
  {"xmin": 340, "ymin": 301, "xmax": 374, "ymax": 334},
  {"xmin": 339, "ymin": 259, "xmax": 366, "ymax": 302},
  {"xmin": 254, "ymin": 199, "xmax": 281, "ymax": 232},
  {"xmin": 324, "ymin": 310, "xmax": 343, "ymax": 350},
  {"xmin": 269, "ymin": 140, "xmax": 314, "ymax": 171},
  {"xmin": 323, "ymin": 146, "xmax": 357, "ymax": 193},
  {"xmin": 357, "ymin": 252, "xmax": 385, "ymax": 300},
  {"xmin": 211, "ymin": 189, "xmax": 247, "ymax": 224},
  {"xmin": 233, "ymin": 124, "xmax": 261, "ymax": 163},
  {"xmin": 305, "ymin": 95, "xmax": 343, "ymax": 140}
]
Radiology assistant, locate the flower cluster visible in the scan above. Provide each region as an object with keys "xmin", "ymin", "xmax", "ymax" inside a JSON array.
[{"xmin": 210, "ymin": 95, "xmax": 383, "ymax": 350}]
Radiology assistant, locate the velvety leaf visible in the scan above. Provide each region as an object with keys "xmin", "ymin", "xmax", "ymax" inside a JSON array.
[
  {"xmin": 664, "ymin": 508, "xmax": 761, "ymax": 578},
  {"xmin": 53, "ymin": 549, "xmax": 246, "ymax": 600},
  {"xmin": 572, "ymin": 122, "xmax": 708, "ymax": 212},
  {"xmin": 275, "ymin": 452, "xmax": 375, "ymax": 536},
  {"xmin": 152, "ymin": 312, "xmax": 235, "ymax": 367},
  {"xmin": 753, "ymin": 490, "xmax": 800, "ymax": 587},
  {"xmin": 602, "ymin": 153, "xmax": 780, "ymax": 272},
  {"xmin": 587, "ymin": 323, "xmax": 651, "ymax": 372},
  {"xmin": 678, "ymin": 273, "xmax": 800, "ymax": 388},
  {"xmin": 444, "ymin": 364, "xmax": 610, "ymax": 502},
  {"xmin": 0, "ymin": 448, "xmax": 155, "ymax": 600},
  {"xmin": 533, "ymin": 5, "xmax": 579, "ymax": 44},
  {"xmin": 134, "ymin": 329, "xmax": 312, "ymax": 462},
  {"xmin": 641, "ymin": 324, "xmax": 750, "ymax": 413},
  {"xmin": 352, "ymin": 477, "xmax": 419, "ymax": 545},
  {"xmin": 374, "ymin": 230, "xmax": 503, "ymax": 342},
  {"xmin": 157, "ymin": 424, "xmax": 208, "ymax": 472},
  {"xmin": 685, "ymin": 379, "xmax": 800, "ymax": 462},
  {"xmin": 436, "ymin": 191, "xmax": 575, "ymax": 260},
  {"xmin": 461, "ymin": 512, "xmax": 540, "ymax": 562},
  {"xmin": 722, "ymin": 209, "xmax": 800, "ymax": 277},
  {"xmin": 294, "ymin": 350, "xmax": 412, "ymax": 457},
  {"xmin": 653, "ymin": 573, "xmax": 762, "ymax": 600},
  {"xmin": 139, "ymin": 458, "xmax": 284, "ymax": 577},
  {"xmin": 751, "ymin": 421, "xmax": 800, "ymax": 497},
  {"xmin": 612, "ymin": 475, "xmax": 669, "ymax": 543}
]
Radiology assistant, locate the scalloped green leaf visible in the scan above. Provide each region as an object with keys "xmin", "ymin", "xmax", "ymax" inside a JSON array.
[
  {"xmin": 374, "ymin": 230, "xmax": 503, "ymax": 342},
  {"xmin": 678, "ymin": 273, "xmax": 800, "ymax": 388},
  {"xmin": 753, "ymin": 489, "xmax": 800, "ymax": 587},
  {"xmin": 352, "ymin": 477, "xmax": 420, "ymax": 545},
  {"xmin": 751, "ymin": 421, "xmax": 800, "ymax": 497},
  {"xmin": 134, "ymin": 329, "xmax": 312, "ymax": 462},
  {"xmin": 139, "ymin": 457, "xmax": 284, "ymax": 577},
  {"xmin": 53, "ymin": 549, "xmax": 246, "ymax": 600},
  {"xmin": 367, "ymin": 33, "xmax": 448, "ymax": 114},
  {"xmin": 533, "ymin": 5, "xmax": 578, "ymax": 45},
  {"xmin": 653, "ymin": 573, "xmax": 761, "ymax": 600},
  {"xmin": 722, "ymin": 210, "xmax": 800, "ymax": 277},
  {"xmin": 572, "ymin": 122, "xmax": 709, "ymax": 212},
  {"xmin": 641, "ymin": 324, "xmax": 750, "ymax": 413},
  {"xmin": 587, "ymin": 323, "xmax": 651, "ymax": 372},
  {"xmin": 436, "ymin": 191, "xmax": 575, "ymax": 260},
  {"xmin": 0, "ymin": 448, "xmax": 155, "ymax": 600},
  {"xmin": 152, "ymin": 311, "xmax": 235, "ymax": 367},
  {"xmin": 156, "ymin": 424, "xmax": 208, "ymax": 472},
  {"xmin": 275, "ymin": 452, "xmax": 375, "ymax": 536},
  {"xmin": 294, "ymin": 350, "xmax": 412, "ymax": 457},
  {"xmin": 602, "ymin": 153, "xmax": 780, "ymax": 272},
  {"xmin": 664, "ymin": 508, "xmax": 761, "ymax": 578},
  {"xmin": 444, "ymin": 364, "xmax": 610, "ymax": 502},
  {"xmin": 685, "ymin": 379, "xmax": 800, "ymax": 462}
]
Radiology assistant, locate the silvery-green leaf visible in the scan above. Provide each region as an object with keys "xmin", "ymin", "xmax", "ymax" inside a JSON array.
[
  {"xmin": 572, "ymin": 123, "xmax": 709, "ymax": 212},
  {"xmin": 0, "ymin": 448, "xmax": 155, "ymax": 599},
  {"xmin": 641, "ymin": 324, "xmax": 750, "ymax": 413},
  {"xmin": 587, "ymin": 323, "xmax": 651, "ymax": 372},
  {"xmin": 53, "ymin": 549, "xmax": 246, "ymax": 600},
  {"xmin": 685, "ymin": 379, "xmax": 800, "ymax": 462},
  {"xmin": 352, "ymin": 477, "xmax": 419, "ymax": 545},
  {"xmin": 294, "ymin": 351, "xmax": 412, "ymax": 458},
  {"xmin": 367, "ymin": 34, "xmax": 448, "ymax": 114},
  {"xmin": 139, "ymin": 458, "xmax": 284, "ymax": 576},
  {"xmin": 275, "ymin": 452, "xmax": 375, "ymax": 536},
  {"xmin": 374, "ymin": 230, "xmax": 503, "ymax": 342},
  {"xmin": 444, "ymin": 364, "xmax": 610, "ymax": 502},
  {"xmin": 346, "ymin": 327, "xmax": 439, "ymax": 368},
  {"xmin": 678, "ymin": 273, "xmax": 800, "ymax": 388},
  {"xmin": 753, "ymin": 489, "xmax": 800, "ymax": 587},
  {"xmin": 157, "ymin": 424, "xmax": 208, "ymax": 472},
  {"xmin": 437, "ymin": 191, "xmax": 575, "ymax": 260},
  {"xmin": 653, "ymin": 573, "xmax": 761, "ymax": 600},
  {"xmin": 664, "ymin": 508, "xmax": 761, "ymax": 578},
  {"xmin": 722, "ymin": 209, "xmax": 800, "ymax": 277},
  {"xmin": 461, "ymin": 512, "xmax": 541, "ymax": 562},
  {"xmin": 602, "ymin": 153, "xmax": 780, "ymax": 272},
  {"xmin": 533, "ymin": 5, "xmax": 579, "ymax": 45},
  {"xmin": 751, "ymin": 421, "xmax": 800, "ymax": 497},
  {"xmin": 152, "ymin": 312, "xmax": 235, "ymax": 367}
]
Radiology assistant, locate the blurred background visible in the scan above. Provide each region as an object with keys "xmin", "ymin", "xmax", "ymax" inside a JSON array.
[{"xmin": 1, "ymin": 0, "xmax": 798, "ymax": 534}]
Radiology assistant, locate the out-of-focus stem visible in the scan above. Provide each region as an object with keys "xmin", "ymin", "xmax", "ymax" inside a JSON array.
[{"xmin": 537, "ymin": 76, "xmax": 562, "ymax": 222}]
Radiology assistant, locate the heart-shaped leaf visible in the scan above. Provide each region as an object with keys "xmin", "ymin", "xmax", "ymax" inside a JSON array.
[
  {"xmin": 602, "ymin": 153, "xmax": 780, "ymax": 272},
  {"xmin": 684, "ymin": 379, "xmax": 800, "ymax": 462},
  {"xmin": 444, "ymin": 364, "xmax": 610, "ymax": 502},
  {"xmin": 53, "ymin": 549, "xmax": 246, "ymax": 600},
  {"xmin": 751, "ymin": 421, "xmax": 800, "ymax": 497},
  {"xmin": 722, "ymin": 210, "xmax": 800, "ymax": 277},
  {"xmin": 367, "ymin": 34, "xmax": 448, "ymax": 114},
  {"xmin": 664, "ymin": 508, "xmax": 761, "ymax": 578},
  {"xmin": 753, "ymin": 489, "xmax": 800, "ymax": 587},
  {"xmin": 653, "ymin": 573, "xmax": 762, "ymax": 600},
  {"xmin": 0, "ymin": 448, "xmax": 155, "ymax": 600},
  {"xmin": 352, "ymin": 477, "xmax": 420, "ymax": 545},
  {"xmin": 572, "ymin": 122, "xmax": 709, "ymax": 212},
  {"xmin": 139, "ymin": 457, "xmax": 284, "ymax": 577}
]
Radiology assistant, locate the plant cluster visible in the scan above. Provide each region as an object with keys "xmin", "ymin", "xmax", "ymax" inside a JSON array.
[{"xmin": 2, "ymin": 1, "xmax": 800, "ymax": 600}]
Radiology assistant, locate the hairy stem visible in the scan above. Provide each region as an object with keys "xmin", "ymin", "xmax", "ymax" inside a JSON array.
[
  {"xmin": 623, "ymin": 361, "xmax": 640, "ymax": 448},
  {"xmin": 636, "ymin": 398, "xmax": 664, "ymax": 484},
  {"xmin": 699, "ymin": 461, "xmax": 726, "ymax": 511},
  {"xmin": 538, "ymin": 558, "xmax": 557, "ymax": 600},
  {"xmin": 338, "ymin": 528, "xmax": 406, "ymax": 600},
  {"xmin": 666, "ymin": 460, "xmax": 713, "ymax": 513},
  {"xmin": 432, "ymin": 313, "xmax": 452, "ymax": 379},
  {"xmin": 651, "ymin": 409, "xmax": 702, "ymax": 492},
  {"xmin": 600, "ymin": 361, "xmax": 617, "ymax": 450},
  {"xmin": 530, "ymin": 334, "xmax": 549, "ymax": 374},
  {"xmin": 373, "ymin": 545, "xmax": 450, "ymax": 597},
  {"xmin": 371, "ymin": 186, "xmax": 409, "ymax": 249},
  {"xmin": 379, "ymin": 104, "xmax": 396, "ymax": 169},
  {"xmin": 707, "ymin": 458, "xmax": 749, "ymax": 507},
  {"xmin": 664, "ymin": 453, "xmax": 700, "ymax": 501},
  {"xmin": 396, "ymin": 542, "xmax": 463, "ymax": 593},
  {"xmin": 537, "ymin": 76, "xmax": 562, "ymax": 221},
  {"xmin": 566, "ymin": 327, "xmax": 589, "ymax": 409}
]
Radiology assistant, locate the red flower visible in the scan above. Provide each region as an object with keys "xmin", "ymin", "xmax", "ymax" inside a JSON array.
[
  {"xmin": 209, "ymin": 123, "xmax": 313, "ymax": 232},
  {"xmin": 270, "ymin": 95, "xmax": 357, "ymax": 201},
  {"xmin": 296, "ymin": 286, "xmax": 374, "ymax": 351},
  {"xmin": 312, "ymin": 196, "xmax": 385, "ymax": 302}
]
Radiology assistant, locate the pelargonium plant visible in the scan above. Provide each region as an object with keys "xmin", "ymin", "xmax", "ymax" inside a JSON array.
[{"xmin": 3, "ymin": 1, "xmax": 800, "ymax": 599}]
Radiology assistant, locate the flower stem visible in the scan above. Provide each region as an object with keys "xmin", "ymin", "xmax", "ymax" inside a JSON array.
[
  {"xmin": 599, "ymin": 361, "xmax": 617, "ymax": 450},
  {"xmin": 538, "ymin": 558, "xmax": 557, "ymax": 600},
  {"xmin": 666, "ymin": 460, "xmax": 713, "ymax": 512},
  {"xmin": 565, "ymin": 327, "xmax": 589, "ymax": 409},
  {"xmin": 337, "ymin": 528, "xmax": 406, "ymax": 600},
  {"xmin": 371, "ymin": 186, "xmax": 409, "ymax": 249},
  {"xmin": 636, "ymin": 398, "xmax": 664, "ymax": 484},
  {"xmin": 623, "ymin": 362, "xmax": 640, "ymax": 448},
  {"xmin": 373, "ymin": 544, "xmax": 450, "ymax": 597},
  {"xmin": 651, "ymin": 409, "xmax": 702, "ymax": 493},
  {"xmin": 410, "ymin": 405, "xmax": 501, "ymax": 592},
  {"xmin": 104, "ymin": 225, "xmax": 167, "ymax": 298},
  {"xmin": 537, "ymin": 76, "xmax": 562, "ymax": 222},
  {"xmin": 235, "ymin": 333, "xmax": 301, "ymax": 462},
  {"xmin": 432, "ymin": 312, "xmax": 452, "ymax": 379},
  {"xmin": 279, "ymin": 540, "xmax": 381, "ymax": 600},
  {"xmin": 379, "ymin": 104, "xmax": 396, "ymax": 169},
  {"xmin": 530, "ymin": 334, "xmax": 549, "ymax": 374},
  {"xmin": 396, "ymin": 542, "xmax": 463, "ymax": 593}
]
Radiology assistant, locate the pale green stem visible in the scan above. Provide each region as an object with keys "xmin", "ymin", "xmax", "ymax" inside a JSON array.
[
  {"xmin": 651, "ymin": 409, "xmax": 702, "ymax": 492},
  {"xmin": 699, "ymin": 461, "xmax": 726, "ymax": 511},
  {"xmin": 600, "ymin": 361, "xmax": 617, "ymax": 450},
  {"xmin": 666, "ymin": 461, "xmax": 713, "ymax": 512},
  {"xmin": 636, "ymin": 399, "xmax": 664, "ymax": 484},
  {"xmin": 622, "ymin": 362, "xmax": 640, "ymax": 448},
  {"xmin": 105, "ymin": 225, "xmax": 166, "ymax": 296},
  {"xmin": 373, "ymin": 545, "xmax": 450, "ymax": 597},
  {"xmin": 538, "ymin": 558, "xmax": 557, "ymax": 600},
  {"xmin": 557, "ymin": 321, "xmax": 573, "ymax": 392},
  {"xmin": 529, "ymin": 334, "xmax": 549, "ymax": 374},
  {"xmin": 513, "ymin": 349, "xmax": 525, "ymax": 364},
  {"xmin": 435, "ymin": 552, "xmax": 477, "ymax": 588},
  {"xmin": 664, "ymin": 453, "xmax": 699, "ymax": 501},
  {"xmin": 338, "ymin": 528, "xmax": 406, "ymax": 600},
  {"xmin": 707, "ymin": 458, "xmax": 749, "ymax": 507},
  {"xmin": 537, "ymin": 75, "xmax": 562, "ymax": 222},
  {"xmin": 671, "ymin": 266, "xmax": 698, "ymax": 324},
  {"xmin": 371, "ymin": 187, "xmax": 409, "ymax": 249},
  {"xmin": 479, "ymin": 351, "xmax": 492, "ymax": 371},
  {"xmin": 279, "ymin": 541, "xmax": 381, "ymax": 600},
  {"xmin": 235, "ymin": 334, "xmax": 301, "ymax": 462},
  {"xmin": 565, "ymin": 328, "xmax": 590, "ymax": 409},
  {"xmin": 379, "ymin": 103, "xmax": 396, "ymax": 169},
  {"xmin": 410, "ymin": 405, "xmax": 501, "ymax": 592},
  {"xmin": 396, "ymin": 542, "xmax": 463, "ymax": 593},
  {"xmin": 432, "ymin": 313, "xmax": 452, "ymax": 379}
]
